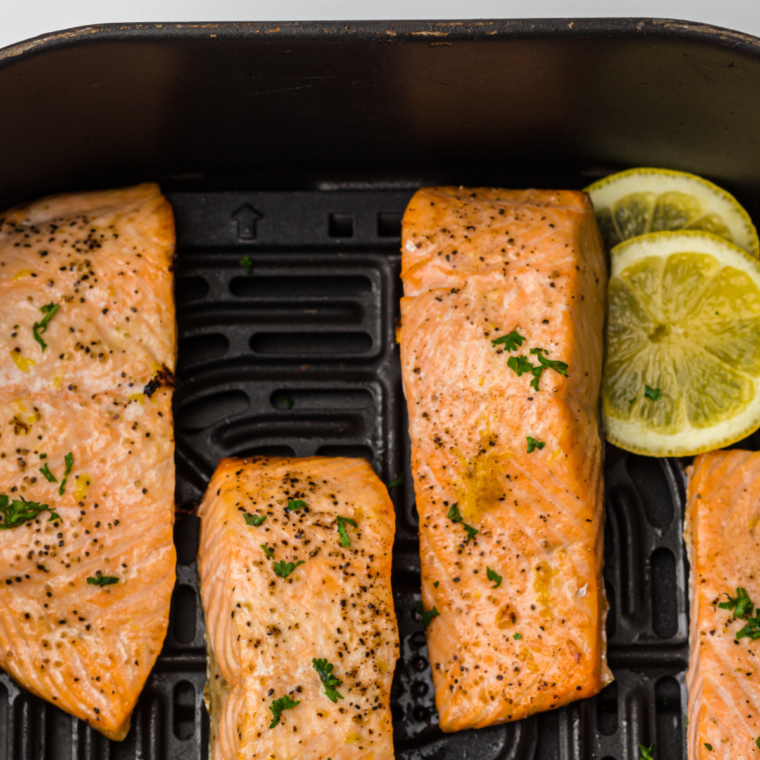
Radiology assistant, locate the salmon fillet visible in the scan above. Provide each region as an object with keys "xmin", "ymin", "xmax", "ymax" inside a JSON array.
[
  {"xmin": 399, "ymin": 186, "xmax": 611, "ymax": 731},
  {"xmin": 0, "ymin": 184, "xmax": 177, "ymax": 740},
  {"xmin": 686, "ymin": 450, "xmax": 760, "ymax": 759},
  {"xmin": 198, "ymin": 457, "xmax": 399, "ymax": 760}
]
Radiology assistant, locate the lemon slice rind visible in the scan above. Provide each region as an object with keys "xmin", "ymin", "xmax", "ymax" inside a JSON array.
[
  {"xmin": 586, "ymin": 167, "xmax": 759, "ymax": 257},
  {"xmin": 604, "ymin": 230, "xmax": 760, "ymax": 457}
]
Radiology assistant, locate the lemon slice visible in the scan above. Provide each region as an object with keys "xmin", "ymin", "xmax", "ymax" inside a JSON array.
[
  {"xmin": 603, "ymin": 230, "xmax": 760, "ymax": 456},
  {"xmin": 586, "ymin": 168, "xmax": 759, "ymax": 257}
]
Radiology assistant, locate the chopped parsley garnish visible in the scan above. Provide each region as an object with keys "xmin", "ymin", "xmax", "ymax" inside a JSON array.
[
  {"xmin": 506, "ymin": 348, "xmax": 568, "ymax": 391},
  {"xmin": 513, "ymin": 633, "xmax": 522, "ymax": 640},
  {"xmin": 0, "ymin": 495, "xmax": 61, "ymax": 529},
  {"xmin": 287, "ymin": 499, "xmax": 306, "ymax": 511},
  {"xmin": 629, "ymin": 397, "xmax": 637, "ymax": 405},
  {"xmin": 486, "ymin": 567, "xmax": 502, "ymax": 589},
  {"xmin": 756, "ymin": 737, "xmax": 760, "ymax": 749},
  {"xmin": 433, "ymin": 581, "xmax": 440, "ymax": 588},
  {"xmin": 526, "ymin": 436, "xmax": 545, "ymax": 453},
  {"xmin": 261, "ymin": 544, "xmax": 274, "ymax": 560},
  {"xmin": 644, "ymin": 385, "xmax": 661, "ymax": 402},
  {"xmin": 312, "ymin": 658, "xmax": 344, "ymax": 703},
  {"xmin": 638, "ymin": 743, "xmax": 655, "ymax": 760},
  {"xmin": 719, "ymin": 586, "xmax": 753, "ymax": 618},
  {"xmin": 529, "ymin": 347, "xmax": 569, "ymax": 390},
  {"xmin": 491, "ymin": 328, "xmax": 525, "ymax": 352},
  {"xmin": 447, "ymin": 503, "xmax": 478, "ymax": 542},
  {"xmin": 240, "ymin": 255, "xmax": 254, "ymax": 275},
  {"xmin": 718, "ymin": 587, "xmax": 760, "ymax": 639},
  {"xmin": 32, "ymin": 303, "xmax": 59, "ymax": 352},
  {"xmin": 273, "ymin": 560, "xmax": 305, "ymax": 579},
  {"xmin": 336, "ymin": 515, "xmax": 357, "ymax": 547},
  {"xmin": 244, "ymin": 513, "xmax": 266, "ymax": 527},
  {"xmin": 416, "ymin": 600, "xmax": 440, "ymax": 627},
  {"xmin": 507, "ymin": 355, "xmax": 535, "ymax": 377},
  {"xmin": 39, "ymin": 463, "xmax": 58, "ymax": 483},
  {"xmin": 386, "ymin": 474, "xmax": 404, "ymax": 488},
  {"xmin": 268, "ymin": 695, "xmax": 300, "ymax": 729},
  {"xmin": 704, "ymin": 744, "xmax": 712, "ymax": 752},
  {"xmin": 58, "ymin": 452, "xmax": 73, "ymax": 496},
  {"xmin": 87, "ymin": 571, "xmax": 119, "ymax": 586}
]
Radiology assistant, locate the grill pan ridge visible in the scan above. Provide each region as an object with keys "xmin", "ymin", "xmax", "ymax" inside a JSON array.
[{"xmin": 4, "ymin": 17, "xmax": 760, "ymax": 759}]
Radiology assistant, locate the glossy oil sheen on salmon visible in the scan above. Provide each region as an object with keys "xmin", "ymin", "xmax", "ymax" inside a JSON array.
[
  {"xmin": 0, "ymin": 184, "xmax": 177, "ymax": 739},
  {"xmin": 198, "ymin": 456, "xmax": 399, "ymax": 760},
  {"xmin": 399, "ymin": 186, "xmax": 611, "ymax": 731}
]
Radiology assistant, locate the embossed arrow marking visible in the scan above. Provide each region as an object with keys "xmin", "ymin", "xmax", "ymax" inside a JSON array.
[{"xmin": 232, "ymin": 205, "xmax": 263, "ymax": 240}]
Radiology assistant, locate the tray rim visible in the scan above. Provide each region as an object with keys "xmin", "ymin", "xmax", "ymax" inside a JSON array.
[{"xmin": 2, "ymin": 16, "xmax": 760, "ymax": 66}]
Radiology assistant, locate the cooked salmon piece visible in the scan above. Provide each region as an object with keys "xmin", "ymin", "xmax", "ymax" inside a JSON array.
[
  {"xmin": 686, "ymin": 450, "xmax": 760, "ymax": 759},
  {"xmin": 0, "ymin": 185, "xmax": 176, "ymax": 740},
  {"xmin": 198, "ymin": 457, "xmax": 399, "ymax": 760},
  {"xmin": 399, "ymin": 187, "xmax": 611, "ymax": 731},
  {"xmin": 0, "ymin": 183, "xmax": 175, "ymax": 393}
]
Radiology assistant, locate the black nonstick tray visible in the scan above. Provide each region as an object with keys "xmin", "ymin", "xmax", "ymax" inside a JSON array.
[{"xmin": 4, "ymin": 17, "xmax": 760, "ymax": 760}]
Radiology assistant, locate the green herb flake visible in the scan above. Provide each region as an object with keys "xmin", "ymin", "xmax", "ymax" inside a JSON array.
[
  {"xmin": 416, "ymin": 600, "xmax": 440, "ymax": 627},
  {"xmin": 756, "ymin": 737, "xmax": 760, "ymax": 749},
  {"xmin": 0, "ymin": 494, "xmax": 60, "ymax": 529},
  {"xmin": 240, "ymin": 255, "xmax": 254, "ymax": 275},
  {"xmin": 530, "ymin": 347, "xmax": 569, "ymax": 376},
  {"xmin": 312, "ymin": 658, "xmax": 344, "ymax": 703},
  {"xmin": 273, "ymin": 560, "xmax": 305, "ymax": 579},
  {"xmin": 244, "ymin": 513, "xmax": 266, "ymax": 527},
  {"xmin": 486, "ymin": 567, "xmax": 502, "ymax": 589},
  {"xmin": 268, "ymin": 695, "xmax": 300, "ymax": 729},
  {"xmin": 261, "ymin": 544, "xmax": 274, "ymax": 560},
  {"xmin": 526, "ymin": 436, "xmax": 545, "ymax": 454},
  {"xmin": 629, "ymin": 397, "xmax": 637, "ymax": 405},
  {"xmin": 433, "ymin": 581, "xmax": 440, "ymax": 588},
  {"xmin": 728, "ymin": 615, "xmax": 756, "ymax": 639},
  {"xmin": 704, "ymin": 744, "xmax": 712, "ymax": 752},
  {"xmin": 491, "ymin": 328, "xmax": 526, "ymax": 352},
  {"xmin": 336, "ymin": 515, "xmax": 357, "ymax": 547},
  {"xmin": 287, "ymin": 499, "xmax": 306, "ymax": 511},
  {"xmin": 719, "ymin": 587, "xmax": 760, "ymax": 639},
  {"xmin": 40, "ymin": 453, "xmax": 47, "ymax": 459},
  {"xmin": 32, "ymin": 303, "xmax": 60, "ymax": 352},
  {"xmin": 513, "ymin": 633, "xmax": 522, "ymax": 640},
  {"xmin": 58, "ymin": 452, "xmax": 73, "ymax": 496},
  {"xmin": 719, "ymin": 587, "xmax": 753, "ymax": 617},
  {"xmin": 644, "ymin": 385, "xmax": 662, "ymax": 402},
  {"xmin": 39, "ymin": 463, "xmax": 58, "ymax": 483},
  {"xmin": 637, "ymin": 743, "xmax": 655, "ymax": 760},
  {"xmin": 507, "ymin": 354, "xmax": 535, "ymax": 378},
  {"xmin": 386, "ymin": 474, "xmax": 404, "ymax": 488},
  {"xmin": 447, "ymin": 503, "xmax": 479, "ymax": 542},
  {"xmin": 529, "ymin": 347, "xmax": 569, "ymax": 391},
  {"xmin": 87, "ymin": 571, "xmax": 119, "ymax": 587}
]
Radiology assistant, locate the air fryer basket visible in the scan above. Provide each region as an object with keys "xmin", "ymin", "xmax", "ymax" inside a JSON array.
[{"xmin": 3, "ymin": 17, "xmax": 760, "ymax": 760}]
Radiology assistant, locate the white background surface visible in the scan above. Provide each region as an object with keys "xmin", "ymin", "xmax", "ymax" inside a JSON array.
[{"xmin": 2, "ymin": 0, "xmax": 760, "ymax": 50}]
